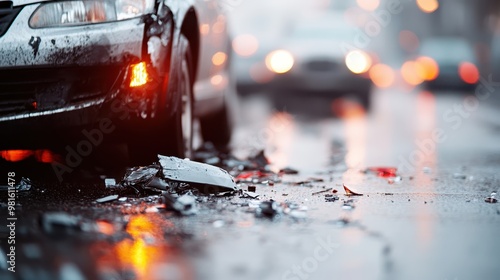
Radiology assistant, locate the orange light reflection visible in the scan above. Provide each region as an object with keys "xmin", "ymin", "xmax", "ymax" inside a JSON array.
[
  {"xmin": 401, "ymin": 61, "xmax": 424, "ymax": 86},
  {"xmin": 416, "ymin": 0, "xmax": 439, "ymax": 13},
  {"xmin": 356, "ymin": 0, "xmax": 380, "ymax": 11},
  {"xmin": 416, "ymin": 56, "xmax": 439, "ymax": 81},
  {"xmin": 333, "ymin": 98, "xmax": 367, "ymax": 173},
  {"xmin": 415, "ymin": 91, "xmax": 437, "ymax": 248},
  {"xmin": 369, "ymin": 64, "xmax": 395, "ymax": 88},
  {"xmin": 113, "ymin": 214, "xmax": 191, "ymax": 280}
]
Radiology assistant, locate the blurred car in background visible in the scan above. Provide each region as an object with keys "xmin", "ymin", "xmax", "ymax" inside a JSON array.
[
  {"xmin": 264, "ymin": 12, "xmax": 373, "ymax": 108},
  {"xmin": 417, "ymin": 37, "xmax": 480, "ymax": 90},
  {"xmin": 231, "ymin": 33, "xmax": 276, "ymax": 95},
  {"xmin": 0, "ymin": 0, "xmax": 234, "ymax": 165}
]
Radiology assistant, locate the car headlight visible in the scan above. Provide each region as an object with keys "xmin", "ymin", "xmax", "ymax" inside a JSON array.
[
  {"xmin": 345, "ymin": 50, "xmax": 372, "ymax": 74},
  {"xmin": 29, "ymin": 0, "xmax": 154, "ymax": 28},
  {"xmin": 265, "ymin": 50, "xmax": 294, "ymax": 74}
]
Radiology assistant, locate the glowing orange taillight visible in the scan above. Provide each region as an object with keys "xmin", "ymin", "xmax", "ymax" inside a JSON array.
[
  {"xmin": 1, "ymin": 149, "xmax": 59, "ymax": 163},
  {"xmin": 416, "ymin": 56, "xmax": 439, "ymax": 81},
  {"xmin": 458, "ymin": 62, "xmax": 479, "ymax": 84},
  {"xmin": 34, "ymin": 149, "xmax": 59, "ymax": 163},
  {"xmin": 1, "ymin": 150, "xmax": 33, "ymax": 162},
  {"xmin": 130, "ymin": 62, "xmax": 149, "ymax": 87}
]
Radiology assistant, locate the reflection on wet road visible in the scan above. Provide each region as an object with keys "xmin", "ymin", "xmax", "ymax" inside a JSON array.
[{"xmin": 1, "ymin": 85, "xmax": 500, "ymax": 280}]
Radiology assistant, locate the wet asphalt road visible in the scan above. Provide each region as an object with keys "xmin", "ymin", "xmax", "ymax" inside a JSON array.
[{"xmin": 1, "ymin": 84, "xmax": 500, "ymax": 280}]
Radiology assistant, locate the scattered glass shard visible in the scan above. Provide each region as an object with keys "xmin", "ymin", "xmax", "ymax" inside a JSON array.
[
  {"xmin": 104, "ymin": 178, "xmax": 117, "ymax": 188},
  {"xmin": 343, "ymin": 184, "xmax": 363, "ymax": 196},
  {"xmin": 122, "ymin": 165, "xmax": 160, "ymax": 187},
  {"xmin": 240, "ymin": 191, "xmax": 259, "ymax": 199},
  {"xmin": 95, "ymin": 195, "xmax": 119, "ymax": 203}
]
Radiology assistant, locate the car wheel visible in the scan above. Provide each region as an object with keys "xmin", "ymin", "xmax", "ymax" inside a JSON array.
[
  {"xmin": 199, "ymin": 99, "xmax": 232, "ymax": 148},
  {"xmin": 128, "ymin": 36, "xmax": 193, "ymax": 165}
]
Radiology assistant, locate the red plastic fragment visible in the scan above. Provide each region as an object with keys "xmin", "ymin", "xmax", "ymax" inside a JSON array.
[
  {"xmin": 367, "ymin": 167, "xmax": 398, "ymax": 178},
  {"xmin": 236, "ymin": 171, "xmax": 275, "ymax": 182}
]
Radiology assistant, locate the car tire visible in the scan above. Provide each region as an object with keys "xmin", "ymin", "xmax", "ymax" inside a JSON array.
[
  {"xmin": 167, "ymin": 36, "xmax": 194, "ymax": 159},
  {"xmin": 128, "ymin": 35, "xmax": 193, "ymax": 165},
  {"xmin": 199, "ymin": 100, "xmax": 232, "ymax": 148}
]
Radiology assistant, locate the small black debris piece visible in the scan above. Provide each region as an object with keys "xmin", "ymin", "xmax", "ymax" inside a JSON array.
[
  {"xmin": 343, "ymin": 184, "xmax": 363, "ymax": 196},
  {"xmin": 485, "ymin": 196, "xmax": 497, "ymax": 204},
  {"xmin": 312, "ymin": 188, "xmax": 333, "ymax": 196},
  {"xmin": 325, "ymin": 194, "xmax": 339, "ymax": 202},
  {"xmin": 279, "ymin": 167, "xmax": 299, "ymax": 175},
  {"xmin": 289, "ymin": 178, "xmax": 324, "ymax": 186},
  {"xmin": 256, "ymin": 200, "xmax": 282, "ymax": 218},
  {"xmin": 248, "ymin": 185, "xmax": 257, "ymax": 192}
]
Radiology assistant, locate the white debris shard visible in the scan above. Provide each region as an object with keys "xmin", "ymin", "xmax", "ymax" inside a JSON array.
[{"xmin": 158, "ymin": 155, "xmax": 238, "ymax": 193}]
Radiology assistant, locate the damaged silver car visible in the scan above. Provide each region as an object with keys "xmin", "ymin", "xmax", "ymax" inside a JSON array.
[{"xmin": 0, "ymin": 0, "xmax": 234, "ymax": 163}]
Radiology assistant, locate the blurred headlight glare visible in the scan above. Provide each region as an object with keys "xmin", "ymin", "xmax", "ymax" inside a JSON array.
[
  {"xmin": 265, "ymin": 50, "xmax": 294, "ymax": 74},
  {"xmin": 30, "ymin": 0, "xmax": 154, "ymax": 28},
  {"xmin": 345, "ymin": 50, "xmax": 372, "ymax": 74}
]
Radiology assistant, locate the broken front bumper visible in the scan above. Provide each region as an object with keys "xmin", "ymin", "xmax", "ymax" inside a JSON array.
[{"xmin": 0, "ymin": 4, "xmax": 173, "ymax": 147}]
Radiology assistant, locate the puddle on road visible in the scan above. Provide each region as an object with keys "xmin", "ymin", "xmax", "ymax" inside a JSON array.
[{"xmin": 91, "ymin": 214, "xmax": 193, "ymax": 280}]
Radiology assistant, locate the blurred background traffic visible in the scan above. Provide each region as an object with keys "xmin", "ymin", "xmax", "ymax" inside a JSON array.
[{"xmin": 226, "ymin": 0, "xmax": 499, "ymax": 103}]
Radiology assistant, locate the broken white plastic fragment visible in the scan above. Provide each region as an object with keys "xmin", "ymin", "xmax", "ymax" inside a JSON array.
[
  {"xmin": 95, "ymin": 195, "xmax": 119, "ymax": 203},
  {"xmin": 158, "ymin": 155, "xmax": 238, "ymax": 193},
  {"xmin": 164, "ymin": 194, "xmax": 198, "ymax": 215}
]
